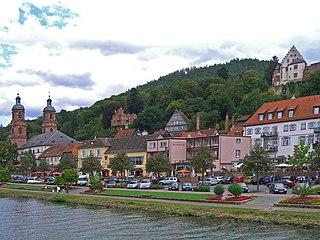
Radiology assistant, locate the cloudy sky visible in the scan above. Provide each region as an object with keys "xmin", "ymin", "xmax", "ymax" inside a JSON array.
[{"xmin": 1, "ymin": 0, "xmax": 320, "ymax": 126}]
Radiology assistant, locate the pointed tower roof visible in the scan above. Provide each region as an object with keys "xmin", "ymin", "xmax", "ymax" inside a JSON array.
[
  {"xmin": 281, "ymin": 45, "xmax": 305, "ymax": 65},
  {"xmin": 12, "ymin": 93, "xmax": 25, "ymax": 110},
  {"xmin": 43, "ymin": 95, "xmax": 56, "ymax": 112}
]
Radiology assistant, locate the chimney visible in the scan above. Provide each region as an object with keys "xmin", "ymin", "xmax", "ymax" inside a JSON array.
[
  {"xmin": 225, "ymin": 113, "xmax": 229, "ymax": 132},
  {"xmin": 231, "ymin": 115, "xmax": 235, "ymax": 127},
  {"xmin": 196, "ymin": 112, "xmax": 200, "ymax": 130}
]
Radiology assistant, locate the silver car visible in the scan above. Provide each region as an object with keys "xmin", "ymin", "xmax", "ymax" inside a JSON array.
[
  {"xmin": 127, "ymin": 180, "xmax": 140, "ymax": 189},
  {"xmin": 139, "ymin": 179, "xmax": 152, "ymax": 189}
]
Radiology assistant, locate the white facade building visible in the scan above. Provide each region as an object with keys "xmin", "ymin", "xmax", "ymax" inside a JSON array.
[{"xmin": 243, "ymin": 95, "xmax": 320, "ymax": 163}]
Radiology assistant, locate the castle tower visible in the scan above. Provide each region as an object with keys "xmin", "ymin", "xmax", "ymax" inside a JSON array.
[
  {"xmin": 10, "ymin": 93, "xmax": 27, "ymax": 146},
  {"xmin": 42, "ymin": 95, "xmax": 57, "ymax": 133}
]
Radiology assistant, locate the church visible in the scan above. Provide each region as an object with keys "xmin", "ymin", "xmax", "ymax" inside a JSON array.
[{"xmin": 9, "ymin": 94, "xmax": 78, "ymax": 163}]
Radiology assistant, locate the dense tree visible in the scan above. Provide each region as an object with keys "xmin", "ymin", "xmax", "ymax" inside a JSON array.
[
  {"xmin": 101, "ymin": 101, "xmax": 122, "ymax": 130},
  {"xmin": 0, "ymin": 168, "xmax": 11, "ymax": 182},
  {"xmin": 19, "ymin": 151, "xmax": 34, "ymax": 178},
  {"xmin": 57, "ymin": 154, "xmax": 77, "ymax": 172},
  {"xmin": 133, "ymin": 106, "xmax": 165, "ymax": 133},
  {"xmin": 81, "ymin": 156, "xmax": 102, "ymax": 176},
  {"xmin": 190, "ymin": 145, "xmax": 215, "ymax": 179},
  {"xmin": 55, "ymin": 168, "xmax": 78, "ymax": 191},
  {"xmin": 300, "ymin": 69, "xmax": 320, "ymax": 96},
  {"xmin": 0, "ymin": 141, "xmax": 17, "ymax": 168},
  {"xmin": 239, "ymin": 89, "xmax": 263, "ymax": 115},
  {"xmin": 37, "ymin": 159, "xmax": 49, "ymax": 173},
  {"xmin": 263, "ymin": 56, "xmax": 279, "ymax": 86},
  {"xmin": 146, "ymin": 152, "xmax": 171, "ymax": 177},
  {"xmin": 216, "ymin": 65, "xmax": 229, "ymax": 80},
  {"xmin": 127, "ymin": 87, "xmax": 144, "ymax": 114},
  {"xmin": 311, "ymin": 142, "xmax": 320, "ymax": 171},
  {"xmin": 108, "ymin": 152, "xmax": 134, "ymax": 177},
  {"xmin": 287, "ymin": 141, "xmax": 314, "ymax": 171},
  {"xmin": 243, "ymin": 144, "xmax": 270, "ymax": 191}
]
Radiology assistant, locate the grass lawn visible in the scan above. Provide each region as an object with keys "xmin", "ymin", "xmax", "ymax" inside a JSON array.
[
  {"xmin": 100, "ymin": 189, "xmax": 214, "ymax": 200},
  {"xmin": 3, "ymin": 183, "xmax": 55, "ymax": 191}
]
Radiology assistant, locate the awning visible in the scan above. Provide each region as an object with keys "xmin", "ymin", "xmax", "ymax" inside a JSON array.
[
  {"xmin": 276, "ymin": 163, "xmax": 292, "ymax": 168},
  {"xmin": 176, "ymin": 169, "xmax": 190, "ymax": 174}
]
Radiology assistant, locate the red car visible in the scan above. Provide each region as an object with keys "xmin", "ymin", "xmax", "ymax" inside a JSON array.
[{"xmin": 231, "ymin": 176, "xmax": 244, "ymax": 183}]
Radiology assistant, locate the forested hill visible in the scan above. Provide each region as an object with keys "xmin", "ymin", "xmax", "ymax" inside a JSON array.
[
  {"xmin": 1, "ymin": 57, "xmax": 318, "ymax": 142},
  {"xmin": 138, "ymin": 58, "xmax": 270, "ymax": 92}
]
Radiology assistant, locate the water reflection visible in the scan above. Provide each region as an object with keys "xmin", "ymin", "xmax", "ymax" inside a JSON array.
[{"xmin": 0, "ymin": 197, "xmax": 317, "ymax": 240}]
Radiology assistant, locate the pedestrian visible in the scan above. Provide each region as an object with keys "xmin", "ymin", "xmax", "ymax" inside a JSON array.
[{"xmin": 57, "ymin": 186, "xmax": 60, "ymax": 193}]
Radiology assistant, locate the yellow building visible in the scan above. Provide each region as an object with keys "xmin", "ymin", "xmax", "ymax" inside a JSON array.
[
  {"xmin": 77, "ymin": 138, "xmax": 111, "ymax": 175},
  {"xmin": 104, "ymin": 136, "xmax": 150, "ymax": 177}
]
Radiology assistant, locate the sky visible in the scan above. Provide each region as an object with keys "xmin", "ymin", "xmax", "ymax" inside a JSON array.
[{"xmin": 1, "ymin": 0, "xmax": 320, "ymax": 127}]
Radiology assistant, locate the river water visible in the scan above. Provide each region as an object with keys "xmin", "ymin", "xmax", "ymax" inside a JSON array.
[{"xmin": 0, "ymin": 197, "xmax": 317, "ymax": 240}]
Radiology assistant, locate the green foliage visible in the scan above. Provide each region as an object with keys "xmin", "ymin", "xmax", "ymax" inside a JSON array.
[
  {"xmin": 18, "ymin": 151, "xmax": 34, "ymax": 177},
  {"xmin": 127, "ymin": 87, "xmax": 145, "ymax": 114},
  {"xmin": 0, "ymin": 141, "xmax": 17, "ymax": 168},
  {"xmin": 89, "ymin": 175, "xmax": 103, "ymax": 191},
  {"xmin": 287, "ymin": 141, "xmax": 314, "ymax": 170},
  {"xmin": 0, "ymin": 168, "xmax": 11, "ymax": 182},
  {"xmin": 294, "ymin": 183, "xmax": 312, "ymax": 198},
  {"xmin": 81, "ymin": 156, "xmax": 102, "ymax": 176},
  {"xmin": 101, "ymin": 101, "xmax": 122, "ymax": 130},
  {"xmin": 214, "ymin": 184, "xmax": 224, "ymax": 196},
  {"xmin": 228, "ymin": 183, "xmax": 243, "ymax": 197},
  {"xmin": 193, "ymin": 184, "xmax": 210, "ymax": 192},
  {"xmin": 108, "ymin": 152, "xmax": 134, "ymax": 177},
  {"xmin": 146, "ymin": 152, "xmax": 171, "ymax": 176},
  {"xmin": 37, "ymin": 159, "xmax": 49, "ymax": 173},
  {"xmin": 190, "ymin": 145, "xmax": 215, "ymax": 177},
  {"xmin": 49, "ymin": 193, "xmax": 66, "ymax": 202},
  {"xmin": 56, "ymin": 168, "xmax": 78, "ymax": 186},
  {"xmin": 57, "ymin": 154, "xmax": 77, "ymax": 172}
]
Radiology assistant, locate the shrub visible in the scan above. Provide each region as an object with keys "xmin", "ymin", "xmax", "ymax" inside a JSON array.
[
  {"xmin": 0, "ymin": 168, "xmax": 11, "ymax": 182},
  {"xmin": 228, "ymin": 183, "xmax": 243, "ymax": 197},
  {"xmin": 214, "ymin": 184, "xmax": 224, "ymax": 196},
  {"xmin": 312, "ymin": 186, "xmax": 320, "ymax": 195},
  {"xmin": 193, "ymin": 185, "xmax": 210, "ymax": 192},
  {"xmin": 49, "ymin": 193, "xmax": 66, "ymax": 203},
  {"xmin": 89, "ymin": 175, "xmax": 103, "ymax": 191},
  {"xmin": 295, "ymin": 183, "xmax": 313, "ymax": 198}
]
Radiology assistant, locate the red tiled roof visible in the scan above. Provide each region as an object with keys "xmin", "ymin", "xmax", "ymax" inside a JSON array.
[
  {"xmin": 243, "ymin": 95, "xmax": 320, "ymax": 126},
  {"xmin": 227, "ymin": 126, "xmax": 244, "ymax": 136},
  {"xmin": 114, "ymin": 129, "xmax": 136, "ymax": 138},
  {"xmin": 39, "ymin": 144, "xmax": 69, "ymax": 158},
  {"xmin": 77, "ymin": 138, "xmax": 111, "ymax": 149},
  {"xmin": 63, "ymin": 143, "xmax": 82, "ymax": 158}
]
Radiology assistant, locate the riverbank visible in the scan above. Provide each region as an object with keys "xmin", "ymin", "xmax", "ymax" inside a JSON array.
[{"xmin": 1, "ymin": 188, "xmax": 320, "ymax": 229}]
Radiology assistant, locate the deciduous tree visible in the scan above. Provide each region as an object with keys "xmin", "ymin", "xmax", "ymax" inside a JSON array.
[
  {"xmin": 108, "ymin": 152, "xmax": 134, "ymax": 177},
  {"xmin": 146, "ymin": 152, "xmax": 171, "ymax": 177},
  {"xmin": 81, "ymin": 156, "xmax": 102, "ymax": 176},
  {"xmin": 190, "ymin": 145, "xmax": 215, "ymax": 179}
]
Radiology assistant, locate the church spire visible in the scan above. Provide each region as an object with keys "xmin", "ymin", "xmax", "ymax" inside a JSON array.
[
  {"xmin": 42, "ymin": 94, "xmax": 57, "ymax": 133},
  {"xmin": 10, "ymin": 93, "xmax": 27, "ymax": 146}
]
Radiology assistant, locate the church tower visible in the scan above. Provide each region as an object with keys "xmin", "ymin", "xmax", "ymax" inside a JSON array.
[
  {"xmin": 10, "ymin": 93, "xmax": 27, "ymax": 146},
  {"xmin": 42, "ymin": 95, "xmax": 57, "ymax": 133}
]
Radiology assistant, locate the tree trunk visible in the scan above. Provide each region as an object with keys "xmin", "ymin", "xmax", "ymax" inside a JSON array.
[{"xmin": 256, "ymin": 173, "xmax": 260, "ymax": 192}]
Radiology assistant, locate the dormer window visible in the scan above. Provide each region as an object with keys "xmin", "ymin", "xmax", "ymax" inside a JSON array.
[
  {"xmin": 277, "ymin": 111, "xmax": 283, "ymax": 119},
  {"xmin": 288, "ymin": 110, "xmax": 294, "ymax": 117},
  {"xmin": 267, "ymin": 113, "xmax": 273, "ymax": 120},
  {"xmin": 314, "ymin": 106, "xmax": 320, "ymax": 114},
  {"xmin": 258, "ymin": 114, "xmax": 264, "ymax": 121}
]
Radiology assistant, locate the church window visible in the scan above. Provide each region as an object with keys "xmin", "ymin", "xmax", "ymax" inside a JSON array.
[
  {"xmin": 18, "ymin": 127, "xmax": 22, "ymax": 134},
  {"xmin": 294, "ymin": 73, "xmax": 298, "ymax": 78}
]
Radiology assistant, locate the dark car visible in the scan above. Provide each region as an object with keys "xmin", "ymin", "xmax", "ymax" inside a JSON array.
[
  {"xmin": 181, "ymin": 182, "xmax": 193, "ymax": 191},
  {"xmin": 263, "ymin": 176, "xmax": 280, "ymax": 185},
  {"xmin": 168, "ymin": 182, "xmax": 179, "ymax": 191},
  {"xmin": 46, "ymin": 177, "xmax": 55, "ymax": 185},
  {"xmin": 268, "ymin": 183, "xmax": 287, "ymax": 194},
  {"xmin": 11, "ymin": 175, "xmax": 26, "ymax": 183},
  {"xmin": 275, "ymin": 179, "xmax": 295, "ymax": 188},
  {"xmin": 220, "ymin": 177, "xmax": 231, "ymax": 184},
  {"xmin": 105, "ymin": 180, "xmax": 118, "ymax": 188},
  {"xmin": 252, "ymin": 177, "xmax": 264, "ymax": 185}
]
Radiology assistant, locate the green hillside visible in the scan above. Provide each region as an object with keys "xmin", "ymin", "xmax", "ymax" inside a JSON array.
[{"xmin": 1, "ymin": 57, "xmax": 319, "ymax": 142}]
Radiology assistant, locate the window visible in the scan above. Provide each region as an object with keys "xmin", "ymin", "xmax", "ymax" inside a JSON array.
[
  {"xmin": 18, "ymin": 127, "xmax": 22, "ymax": 134},
  {"xmin": 254, "ymin": 139, "xmax": 262, "ymax": 145},
  {"xmin": 308, "ymin": 135, "xmax": 315, "ymax": 144},
  {"xmin": 235, "ymin": 150, "xmax": 241, "ymax": 158},
  {"xmin": 213, "ymin": 138, "xmax": 219, "ymax": 145},
  {"xmin": 254, "ymin": 128, "xmax": 261, "ymax": 134},
  {"xmin": 82, "ymin": 150, "xmax": 86, "ymax": 158},
  {"xmin": 283, "ymin": 124, "xmax": 288, "ymax": 132},
  {"xmin": 268, "ymin": 113, "xmax": 273, "ymax": 120},
  {"xmin": 277, "ymin": 111, "xmax": 283, "ymax": 119},
  {"xmin": 89, "ymin": 149, "xmax": 94, "ymax": 157},
  {"xmin": 314, "ymin": 107, "xmax": 320, "ymax": 114},
  {"xmin": 258, "ymin": 114, "xmax": 264, "ymax": 121},
  {"xmin": 204, "ymin": 139, "xmax": 210, "ymax": 146},
  {"xmin": 288, "ymin": 110, "xmax": 294, "ymax": 117},
  {"xmin": 272, "ymin": 126, "xmax": 278, "ymax": 134},
  {"xmin": 131, "ymin": 157, "xmax": 143, "ymax": 165},
  {"xmin": 160, "ymin": 141, "xmax": 167, "ymax": 148},
  {"xmin": 298, "ymin": 136, "xmax": 306, "ymax": 144},
  {"xmin": 18, "ymin": 112, "xmax": 22, "ymax": 119},
  {"xmin": 189, "ymin": 141, "xmax": 195, "ymax": 147},
  {"xmin": 97, "ymin": 149, "xmax": 101, "ymax": 158},
  {"xmin": 293, "ymin": 73, "xmax": 298, "ymax": 78},
  {"xmin": 246, "ymin": 128, "xmax": 253, "ymax": 135},
  {"xmin": 308, "ymin": 122, "xmax": 316, "ymax": 129},
  {"xmin": 301, "ymin": 122, "xmax": 306, "ymax": 130},
  {"xmin": 149, "ymin": 142, "xmax": 156, "ymax": 149},
  {"xmin": 213, "ymin": 150, "xmax": 218, "ymax": 159},
  {"xmin": 289, "ymin": 124, "xmax": 296, "ymax": 131},
  {"xmin": 262, "ymin": 127, "xmax": 270, "ymax": 134},
  {"xmin": 236, "ymin": 138, "xmax": 241, "ymax": 143},
  {"xmin": 294, "ymin": 64, "xmax": 298, "ymax": 70},
  {"xmin": 281, "ymin": 137, "xmax": 290, "ymax": 146}
]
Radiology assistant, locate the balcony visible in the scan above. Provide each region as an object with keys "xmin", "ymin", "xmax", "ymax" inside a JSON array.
[
  {"xmin": 265, "ymin": 146, "xmax": 278, "ymax": 152},
  {"xmin": 261, "ymin": 132, "xmax": 278, "ymax": 137},
  {"xmin": 314, "ymin": 127, "xmax": 320, "ymax": 133}
]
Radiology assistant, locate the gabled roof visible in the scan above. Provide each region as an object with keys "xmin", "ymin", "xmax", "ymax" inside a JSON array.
[
  {"xmin": 19, "ymin": 130, "xmax": 79, "ymax": 149},
  {"xmin": 39, "ymin": 144, "xmax": 70, "ymax": 158},
  {"xmin": 114, "ymin": 129, "xmax": 136, "ymax": 138},
  {"xmin": 243, "ymin": 95, "xmax": 320, "ymax": 126},
  {"xmin": 288, "ymin": 57, "xmax": 305, "ymax": 65},
  {"xmin": 104, "ymin": 135, "xmax": 152, "ymax": 154},
  {"xmin": 78, "ymin": 137, "xmax": 111, "ymax": 149},
  {"xmin": 180, "ymin": 129, "xmax": 219, "ymax": 138}
]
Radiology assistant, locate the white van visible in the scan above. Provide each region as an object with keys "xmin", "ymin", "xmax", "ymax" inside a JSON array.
[
  {"xmin": 159, "ymin": 177, "xmax": 178, "ymax": 185},
  {"xmin": 77, "ymin": 175, "xmax": 89, "ymax": 186}
]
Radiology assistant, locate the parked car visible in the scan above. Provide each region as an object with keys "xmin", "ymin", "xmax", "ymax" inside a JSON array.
[
  {"xmin": 159, "ymin": 177, "xmax": 178, "ymax": 185},
  {"xmin": 46, "ymin": 177, "xmax": 55, "ymax": 185},
  {"xmin": 127, "ymin": 180, "xmax": 140, "ymax": 189},
  {"xmin": 220, "ymin": 177, "xmax": 231, "ymax": 184},
  {"xmin": 168, "ymin": 182, "xmax": 179, "ymax": 191},
  {"xmin": 244, "ymin": 176, "xmax": 254, "ymax": 184},
  {"xmin": 77, "ymin": 175, "xmax": 89, "ymax": 186},
  {"xmin": 238, "ymin": 182, "xmax": 249, "ymax": 193},
  {"xmin": 105, "ymin": 180, "xmax": 118, "ymax": 188},
  {"xmin": 11, "ymin": 175, "xmax": 26, "ymax": 183},
  {"xmin": 139, "ymin": 179, "xmax": 152, "ymax": 189},
  {"xmin": 292, "ymin": 182, "xmax": 311, "ymax": 194},
  {"xmin": 27, "ymin": 177, "xmax": 42, "ymax": 184},
  {"xmin": 268, "ymin": 183, "xmax": 287, "ymax": 194},
  {"xmin": 263, "ymin": 176, "xmax": 280, "ymax": 185},
  {"xmin": 252, "ymin": 177, "xmax": 264, "ymax": 185},
  {"xmin": 275, "ymin": 179, "xmax": 295, "ymax": 188},
  {"xmin": 231, "ymin": 176, "xmax": 244, "ymax": 183},
  {"xmin": 214, "ymin": 176, "xmax": 224, "ymax": 184},
  {"xmin": 181, "ymin": 182, "xmax": 193, "ymax": 191},
  {"xmin": 202, "ymin": 177, "xmax": 218, "ymax": 186}
]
